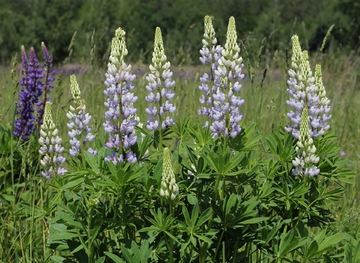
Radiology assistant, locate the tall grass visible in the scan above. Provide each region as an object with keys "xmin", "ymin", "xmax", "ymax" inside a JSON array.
[{"xmin": 0, "ymin": 39, "xmax": 359, "ymax": 261}]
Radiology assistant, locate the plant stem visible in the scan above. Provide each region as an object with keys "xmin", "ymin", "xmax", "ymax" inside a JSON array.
[
  {"xmin": 164, "ymin": 232, "xmax": 174, "ymax": 263},
  {"xmin": 29, "ymin": 168, "xmax": 36, "ymax": 262},
  {"xmin": 81, "ymin": 139, "xmax": 86, "ymax": 168},
  {"xmin": 88, "ymin": 207, "xmax": 94, "ymax": 263},
  {"xmin": 121, "ymin": 185, "xmax": 127, "ymax": 239},
  {"xmin": 169, "ymin": 201, "xmax": 174, "ymax": 262},
  {"xmin": 214, "ymin": 229, "xmax": 225, "ymax": 260}
]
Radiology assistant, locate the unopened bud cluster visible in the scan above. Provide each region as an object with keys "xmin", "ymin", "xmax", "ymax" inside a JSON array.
[
  {"xmin": 292, "ymin": 109, "xmax": 320, "ymax": 176},
  {"xmin": 38, "ymin": 102, "xmax": 67, "ymax": 179},
  {"xmin": 145, "ymin": 27, "xmax": 176, "ymax": 131},
  {"xmin": 66, "ymin": 75, "xmax": 96, "ymax": 157},
  {"xmin": 160, "ymin": 148, "xmax": 179, "ymax": 200}
]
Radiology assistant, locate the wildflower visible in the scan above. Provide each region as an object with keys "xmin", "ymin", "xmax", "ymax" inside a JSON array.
[
  {"xmin": 145, "ymin": 27, "xmax": 176, "ymax": 132},
  {"xmin": 340, "ymin": 152, "xmax": 346, "ymax": 156},
  {"xmin": 160, "ymin": 148, "xmax": 179, "ymax": 200},
  {"xmin": 285, "ymin": 35, "xmax": 331, "ymax": 138},
  {"xmin": 37, "ymin": 42, "xmax": 55, "ymax": 127},
  {"xmin": 292, "ymin": 109, "xmax": 320, "ymax": 176},
  {"xmin": 39, "ymin": 101, "xmax": 66, "ymax": 179},
  {"xmin": 14, "ymin": 46, "xmax": 44, "ymax": 139},
  {"xmin": 103, "ymin": 28, "xmax": 138, "ymax": 165},
  {"xmin": 208, "ymin": 16, "xmax": 245, "ymax": 138},
  {"xmin": 66, "ymin": 75, "xmax": 96, "ymax": 157},
  {"xmin": 314, "ymin": 64, "xmax": 331, "ymax": 135},
  {"xmin": 198, "ymin": 15, "xmax": 224, "ymax": 129}
]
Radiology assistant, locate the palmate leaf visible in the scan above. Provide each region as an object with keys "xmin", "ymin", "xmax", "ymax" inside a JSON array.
[
  {"xmin": 105, "ymin": 161, "xmax": 144, "ymax": 186},
  {"xmin": 275, "ymin": 229, "xmax": 310, "ymax": 258},
  {"xmin": 266, "ymin": 128, "xmax": 296, "ymax": 162},
  {"xmin": 118, "ymin": 240, "xmax": 153, "ymax": 263},
  {"xmin": 229, "ymin": 123, "xmax": 262, "ymax": 151},
  {"xmin": 186, "ymin": 125, "xmax": 213, "ymax": 149},
  {"xmin": 180, "ymin": 204, "xmax": 214, "ymax": 253}
]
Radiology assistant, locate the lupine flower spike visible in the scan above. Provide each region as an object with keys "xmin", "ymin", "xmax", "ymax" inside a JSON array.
[
  {"xmin": 66, "ymin": 75, "xmax": 96, "ymax": 157},
  {"xmin": 198, "ymin": 15, "xmax": 224, "ymax": 129},
  {"xmin": 160, "ymin": 148, "xmax": 179, "ymax": 200},
  {"xmin": 103, "ymin": 28, "xmax": 138, "ymax": 165},
  {"xmin": 292, "ymin": 109, "xmax": 320, "ymax": 176},
  {"xmin": 39, "ymin": 101, "xmax": 67, "ymax": 179},
  {"xmin": 314, "ymin": 65, "xmax": 331, "ymax": 135},
  {"xmin": 209, "ymin": 17, "xmax": 245, "ymax": 138},
  {"xmin": 145, "ymin": 27, "xmax": 176, "ymax": 132},
  {"xmin": 37, "ymin": 42, "xmax": 55, "ymax": 127},
  {"xmin": 285, "ymin": 35, "xmax": 331, "ymax": 138},
  {"xmin": 14, "ymin": 46, "xmax": 44, "ymax": 139}
]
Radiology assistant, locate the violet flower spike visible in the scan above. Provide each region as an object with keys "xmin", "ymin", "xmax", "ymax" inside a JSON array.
[
  {"xmin": 67, "ymin": 75, "xmax": 96, "ymax": 157},
  {"xmin": 14, "ymin": 46, "xmax": 44, "ymax": 139},
  {"xmin": 38, "ymin": 101, "xmax": 67, "ymax": 179},
  {"xmin": 103, "ymin": 27, "xmax": 138, "ymax": 166},
  {"xmin": 145, "ymin": 27, "xmax": 176, "ymax": 132}
]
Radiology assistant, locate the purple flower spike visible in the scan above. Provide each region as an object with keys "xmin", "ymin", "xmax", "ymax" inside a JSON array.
[
  {"xmin": 145, "ymin": 27, "xmax": 176, "ymax": 132},
  {"xmin": 103, "ymin": 28, "xmax": 138, "ymax": 166},
  {"xmin": 13, "ymin": 44, "xmax": 56, "ymax": 139},
  {"xmin": 14, "ymin": 46, "xmax": 45, "ymax": 139}
]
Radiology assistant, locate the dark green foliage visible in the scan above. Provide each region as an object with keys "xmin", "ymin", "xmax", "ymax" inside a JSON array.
[{"xmin": 2, "ymin": 0, "xmax": 358, "ymax": 64}]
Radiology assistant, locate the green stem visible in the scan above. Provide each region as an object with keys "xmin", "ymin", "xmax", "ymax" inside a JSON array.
[
  {"xmin": 159, "ymin": 127, "xmax": 163, "ymax": 151},
  {"xmin": 88, "ymin": 207, "xmax": 94, "ymax": 263},
  {"xmin": 214, "ymin": 174, "xmax": 222, "ymax": 200},
  {"xmin": 169, "ymin": 201, "xmax": 174, "ymax": 262},
  {"xmin": 41, "ymin": 180, "xmax": 46, "ymax": 260},
  {"xmin": 81, "ymin": 139, "xmax": 86, "ymax": 169},
  {"xmin": 164, "ymin": 232, "xmax": 174, "ymax": 263},
  {"xmin": 214, "ymin": 229, "xmax": 225, "ymax": 260},
  {"xmin": 232, "ymin": 239, "xmax": 240, "ymax": 263},
  {"xmin": 30, "ymin": 170, "xmax": 36, "ymax": 262},
  {"xmin": 121, "ymin": 185, "xmax": 127, "ymax": 239}
]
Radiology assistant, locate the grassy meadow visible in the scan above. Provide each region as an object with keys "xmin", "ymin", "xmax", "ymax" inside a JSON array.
[{"xmin": 0, "ymin": 30, "xmax": 360, "ymax": 262}]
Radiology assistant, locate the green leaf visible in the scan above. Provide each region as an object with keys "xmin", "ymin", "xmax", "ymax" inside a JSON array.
[
  {"xmin": 239, "ymin": 217, "xmax": 267, "ymax": 225},
  {"xmin": 56, "ymin": 212, "xmax": 84, "ymax": 230},
  {"xmin": 92, "ymin": 179, "xmax": 114, "ymax": 187},
  {"xmin": 107, "ymin": 161, "xmax": 117, "ymax": 178},
  {"xmin": 318, "ymin": 233, "xmax": 346, "ymax": 252},
  {"xmin": 187, "ymin": 193, "xmax": 198, "ymax": 205},
  {"xmin": 95, "ymin": 257, "xmax": 106, "ymax": 263},
  {"xmin": 60, "ymin": 177, "xmax": 84, "ymax": 190},
  {"xmin": 182, "ymin": 206, "xmax": 192, "ymax": 228},
  {"xmin": 153, "ymin": 158, "xmax": 163, "ymax": 184},
  {"xmin": 194, "ymin": 234, "xmax": 213, "ymax": 244},
  {"xmin": 104, "ymin": 252, "xmax": 125, "ymax": 263},
  {"xmin": 84, "ymin": 151, "xmax": 99, "ymax": 174},
  {"xmin": 48, "ymin": 224, "xmax": 78, "ymax": 241}
]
